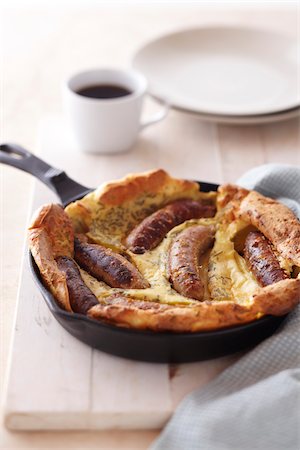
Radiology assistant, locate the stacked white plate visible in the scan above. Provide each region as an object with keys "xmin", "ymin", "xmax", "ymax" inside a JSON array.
[{"xmin": 133, "ymin": 26, "xmax": 300, "ymax": 124}]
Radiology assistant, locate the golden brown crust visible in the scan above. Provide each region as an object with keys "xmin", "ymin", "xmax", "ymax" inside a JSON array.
[
  {"xmin": 88, "ymin": 297, "xmax": 255, "ymax": 332},
  {"xmin": 88, "ymin": 279, "xmax": 300, "ymax": 332},
  {"xmin": 29, "ymin": 204, "xmax": 74, "ymax": 257},
  {"xmin": 217, "ymin": 184, "xmax": 249, "ymax": 209},
  {"xmin": 240, "ymin": 191, "xmax": 300, "ymax": 266},
  {"xmin": 253, "ymin": 278, "xmax": 300, "ymax": 316},
  {"xmin": 28, "ymin": 204, "xmax": 74, "ymax": 311},
  {"xmin": 95, "ymin": 169, "xmax": 198, "ymax": 206},
  {"xmin": 29, "ymin": 227, "xmax": 71, "ymax": 311}
]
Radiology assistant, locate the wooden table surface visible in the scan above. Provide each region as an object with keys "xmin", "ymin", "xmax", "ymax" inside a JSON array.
[{"xmin": 1, "ymin": 3, "xmax": 299, "ymax": 449}]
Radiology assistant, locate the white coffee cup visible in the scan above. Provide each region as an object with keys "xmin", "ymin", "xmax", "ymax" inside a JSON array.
[{"xmin": 63, "ymin": 68, "xmax": 169, "ymax": 154}]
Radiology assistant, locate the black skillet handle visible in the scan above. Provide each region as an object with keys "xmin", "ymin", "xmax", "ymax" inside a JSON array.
[{"xmin": 0, "ymin": 143, "xmax": 92, "ymax": 206}]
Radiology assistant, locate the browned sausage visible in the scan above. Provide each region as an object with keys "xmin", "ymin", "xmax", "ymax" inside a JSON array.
[
  {"xmin": 168, "ymin": 225, "xmax": 215, "ymax": 301},
  {"xmin": 74, "ymin": 238, "xmax": 150, "ymax": 289},
  {"xmin": 244, "ymin": 231, "xmax": 288, "ymax": 286},
  {"xmin": 126, "ymin": 199, "xmax": 216, "ymax": 254},
  {"xmin": 56, "ymin": 256, "xmax": 99, "ymax": 314}
]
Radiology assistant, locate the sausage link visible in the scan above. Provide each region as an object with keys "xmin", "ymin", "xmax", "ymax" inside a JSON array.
[
  {"xmin": 168, "ymin": 225, "xmax": 215, "ymax": 301},
  {"xmin": 126, "ymin": 199, "xmax": 216, "ymax": 254},
  {"xmin": 244, "ymin": 231, "xmax": 288, "ymax": 286},
  {"xmin": 74, "ymin": 238, "xmax": 149, "ymax": 289},
  {"xmin": 56, "ymin": 256, "xmax": 99, "ymax": 314}
]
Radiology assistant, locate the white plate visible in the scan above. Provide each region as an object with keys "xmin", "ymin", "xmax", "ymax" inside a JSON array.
[
  {"xmin": 133, "ymin": 26, "xmax": 299, "ymax": 116},
  {"xmin": 182, "ymin": 105, "xmax": 300, "ymax": 125}
]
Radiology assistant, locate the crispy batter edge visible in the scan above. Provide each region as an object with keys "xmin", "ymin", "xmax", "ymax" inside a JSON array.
[
  {"xmin": 94, "ymin": 169, "xmax": 200, "ymax": 206},
  {"xmin": 239, "ymin": 191, "xmax": 300, "ymax": 266},
  {"xmin": 217, "ymin": 184, "xmax": 249, "ymax": 209},
  {"xmin": 87, "ymin": 278, "xmax": 300, "ymax": 332},
  {"xmin": 28, "ymin": 204, "xmax": 73, "ymax": 311},
  {"xmin": 29, "ymin": 204, "xmax": 74, "ymax": 257}
]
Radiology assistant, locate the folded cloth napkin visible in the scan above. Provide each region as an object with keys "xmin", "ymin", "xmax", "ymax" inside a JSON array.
[{"xmin": 150, "ymin": 164, "xmax": 300, "ymax": 450}]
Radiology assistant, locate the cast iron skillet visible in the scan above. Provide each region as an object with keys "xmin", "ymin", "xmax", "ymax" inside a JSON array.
[{"xmin": 0, "ymin": 143, "xmax": 287, "ymax": 363}]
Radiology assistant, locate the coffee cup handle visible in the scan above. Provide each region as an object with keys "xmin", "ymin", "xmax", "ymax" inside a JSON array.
[{"xmin": 140, "ymin": 99, "xmax": 170, "ymax": 131}]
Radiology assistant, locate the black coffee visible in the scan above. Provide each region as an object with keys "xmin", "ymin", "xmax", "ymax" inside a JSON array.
[{"xmin": 76, "ymin": 84, "xmax": 132, "ymax": 99}]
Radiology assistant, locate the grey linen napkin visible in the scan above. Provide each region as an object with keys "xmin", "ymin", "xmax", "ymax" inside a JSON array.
[{"xmin": 150, "ymin": 164, "xmax": 300, "ymax": 450}]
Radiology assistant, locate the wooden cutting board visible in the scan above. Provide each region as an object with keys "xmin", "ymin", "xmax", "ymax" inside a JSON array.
[{"xmin": 3, "ymin": 114, "xmax": 238, "ymax": 430}]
